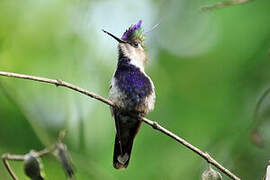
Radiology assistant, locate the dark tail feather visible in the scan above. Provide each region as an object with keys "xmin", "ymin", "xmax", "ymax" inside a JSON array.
[
  {"xmin": 33, "ymin": 175, "xmax": 44, "ymax": 180},
  {"xmin": 113, "ymin": 112, "xmax": 142, "ymax": 169}
]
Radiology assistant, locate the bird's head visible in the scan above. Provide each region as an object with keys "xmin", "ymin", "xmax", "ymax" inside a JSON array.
[{"xmin": 103, "ymin": 20, "xmax": 147, "ymax": 70}]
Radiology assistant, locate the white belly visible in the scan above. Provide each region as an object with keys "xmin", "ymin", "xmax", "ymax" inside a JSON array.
[{"xmin": 109, "ymin": 76, "xmax": 155, "ymax": 114}]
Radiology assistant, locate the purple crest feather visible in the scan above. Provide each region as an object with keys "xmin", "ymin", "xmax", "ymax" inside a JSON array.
[{"xmin": 121, "ymin": 20, "xmax": 145, "ymax": 43}]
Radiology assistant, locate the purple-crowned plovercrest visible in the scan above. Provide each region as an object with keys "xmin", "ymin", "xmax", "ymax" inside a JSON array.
[{"xmin": 103, "ymin": 20, "xmax": 156, "ymax": 169}]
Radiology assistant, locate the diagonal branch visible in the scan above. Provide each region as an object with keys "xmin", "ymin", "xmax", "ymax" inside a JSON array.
[
  {"xmin": 200, "ymin": 0, "xmax": 256, "ymax": 11},
  {"xmin": 0, "ymin": 71, "xmax": 241, "ymax": 180},
  {"xmin": 0, "ymin": 71, "xmax": 113, "ymax": 106},
  {"xmin": 2, "ymin": 154, "xmax": 19, "ymax": 180}
]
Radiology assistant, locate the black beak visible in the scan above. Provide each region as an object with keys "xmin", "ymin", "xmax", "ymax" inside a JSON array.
[{"xmin": 102, "ymin": 29, "xmax": 127, "ymax": 43}]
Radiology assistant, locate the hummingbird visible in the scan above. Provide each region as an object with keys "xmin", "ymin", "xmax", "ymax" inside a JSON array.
[{"xmin": 103, "ymin": 20, "xmax": 156, "ymax": 169}]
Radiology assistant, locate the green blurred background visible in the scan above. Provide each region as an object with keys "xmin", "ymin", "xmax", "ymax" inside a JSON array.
[{"xmin": 1, "ymin": 0, "xmax": 270, "ymax": 179}]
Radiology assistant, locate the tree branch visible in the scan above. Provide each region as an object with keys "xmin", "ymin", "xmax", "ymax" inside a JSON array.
[
  {"xmin": 200, "ymin": 0, "xmax": 256, "ymax": 11},
  {"xmin": 0, "ymin": 71, "xmax": 113, "ymax": 106},
  {"xmin": 0, "ymin": 71, "xmax": 241, "ymax": 180},
  {"xmin": 2, "ymin": 144, "xmax": 52, "ymax": 180},
  {"xmin": 2, "ymin": 154, "xmax": 19, "ymax": 180},
  {"xmin": 1, "ymin": 130, "xmax": 70, "ymax": 180}
]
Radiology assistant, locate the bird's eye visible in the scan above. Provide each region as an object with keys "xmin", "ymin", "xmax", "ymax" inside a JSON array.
[{"xmin": 133, "ymin": 42, "xmax": 139, "ymax": 48}]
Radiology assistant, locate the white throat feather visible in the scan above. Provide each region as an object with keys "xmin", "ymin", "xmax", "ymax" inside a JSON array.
[{"xmin": 118, "ymin": 43, "xmax": 146, "ymax": 71}]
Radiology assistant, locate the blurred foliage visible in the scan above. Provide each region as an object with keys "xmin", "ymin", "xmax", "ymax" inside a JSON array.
[{"xmin": 1, "ymin": 0, "xmax": 270, "ymax": 179}]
